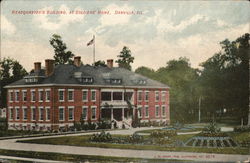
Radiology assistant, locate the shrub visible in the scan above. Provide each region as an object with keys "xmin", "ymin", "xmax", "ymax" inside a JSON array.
[
  {"xmin": 234, "ymin": 126, "xmax": 250, "ymax": 132},
  {"xmin": 150, "ymin": 130, "xmax": 177, "ymax": 138},
  {"xmin": 97, "ymin": 120, "xmax": 111, "ymax": 129},
  {"xmin": 89, "ymin": 131, "xmax": 113, "ymax": 142},
  {"xmin": 126, "ymin": 133, "xmax": 144, "ymax": 144}
]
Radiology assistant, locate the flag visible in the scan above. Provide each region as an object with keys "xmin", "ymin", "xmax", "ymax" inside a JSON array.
[{"xmin": 87, "ymin": 37, "xmax": 94, "ymax": 46}]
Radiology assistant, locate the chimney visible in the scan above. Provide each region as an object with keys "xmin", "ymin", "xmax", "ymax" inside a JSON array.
[
  {"xmin": 34, "ymin": 62, "xmax": 41, "ymax": 72},
  {"xmin": 74, "ymin": 56, "xmax": 81, "ymax": 67},
  {"xmin": 107, "ymin": 59, "xmax": 113, "ymax": 68},
  {"xmin": 45, "ymin": 59, "xmax": 54, "ymax": 77}
]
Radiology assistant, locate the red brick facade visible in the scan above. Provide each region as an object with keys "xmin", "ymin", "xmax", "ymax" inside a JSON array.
[{"xmin": 7, "ymin": 86, "xmax": 170, "ymax": 130}]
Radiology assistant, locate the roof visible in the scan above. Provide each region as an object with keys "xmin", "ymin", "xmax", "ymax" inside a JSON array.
[{"xmin": 5, "ymin": 64, "xmax": 169, "ymax": 89}]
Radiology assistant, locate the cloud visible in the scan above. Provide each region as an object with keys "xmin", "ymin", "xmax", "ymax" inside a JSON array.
[
  {"xmin": 33, "ymin": 4, "xmax": 85, "ymax": 30},
  {"xmin": 1, "ymin": 40, "xmax": 54, "ymax": 71},
  {"xmin": 1, "ymin": 15, "xmax": 16, "ymax": 35}
]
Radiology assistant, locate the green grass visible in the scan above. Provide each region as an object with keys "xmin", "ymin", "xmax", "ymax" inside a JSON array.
[
  {"xmin": 0, "ymin": 149, "xmax": 187, "ymax": 163},
  {"xmin": 135, "ymin": 128, "xmax": 203, "ymax": 134},
  {"xmin": 18, "ymin": 133, "xmax": 250, "ymax": 155},
  {"xmin": 0, "ymin": 130, "xmax": 45, "ymax": 137}
]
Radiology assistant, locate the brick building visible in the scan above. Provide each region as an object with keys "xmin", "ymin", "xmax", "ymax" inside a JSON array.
[{"xmin": 5, "ymin": 57, "xmax": 170, "ymax": 131}]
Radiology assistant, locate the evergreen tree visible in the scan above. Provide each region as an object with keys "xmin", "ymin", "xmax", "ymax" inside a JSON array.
[{"xmin": 116, "ymin": 46, "xmax": 134, "ymax": 70}]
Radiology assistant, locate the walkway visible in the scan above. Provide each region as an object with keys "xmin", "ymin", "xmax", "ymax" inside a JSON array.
[
  {"xmin": 0, "ymin": 155, "xmax": 62, "ymax": 163},
  {"xmin": 0, "ymin": 127, "xmax": 249, "ymax": 162}
]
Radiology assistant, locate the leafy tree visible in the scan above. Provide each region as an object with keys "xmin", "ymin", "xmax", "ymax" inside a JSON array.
[
  {"xmin": 94, "ymin": 60, "xmax": 106, "ymax": 67},
  {"xmin": 135, "ymin": 66, "xmax": 155, "ymax": 79},
  {"xmin": 200, "ymin": 33, "xmax": 249, "ymax": 124},
  {"xmin": 0, "ymin": 58, "xmax": 27, "ymax": 107},
  {"xmin": 116, "ymin": 46, "xmax": 134, "ymax": 70},
  {"xmin": 49, "ymin": 34, "xmax": 75, "ymax": 65}
]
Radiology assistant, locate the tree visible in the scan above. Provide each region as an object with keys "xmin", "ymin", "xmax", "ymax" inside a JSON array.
[
  {"xmin": 135, "ymin": 66, "xmax": 155, "ymax": 79},
  {"xmin": 116, "ymin": 46, "xmax": 134, "ymax": 71},
  {"xmin": 49, "ymin": 34, "xmax": 75, "ymax": 65},
  {"xmin": 200, "ymin": 33, "xmax": 249, "ymax": 124},
  {"xmin": 94, "ymin": 60, "xmax": 106, "ymax": 67},
  {"xmin": 0, "ymin": 58, "xmax": 27, "ymax": 107}
]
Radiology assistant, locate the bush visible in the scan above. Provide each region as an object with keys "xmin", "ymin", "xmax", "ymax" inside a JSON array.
[
  {"xmin": 97, "ymin": 120, "xmax": 111, "ymax": 129},
  {"xmin": 126, "ymin": 133, "xmax": 144, "ymax": 144},
  {"xmin": 89, "ymin": 131, "xmax": 113, "ymax": 142},
  {"xmin": 150, "ymin": 130, "xmax": 177, "ymax": 138},
  {"xmin": 234, "ymin": 126, "xmax": 250, "ymax": 132}
]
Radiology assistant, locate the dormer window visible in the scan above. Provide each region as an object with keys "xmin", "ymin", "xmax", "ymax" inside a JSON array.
[
  {"xmin": 24, "ymin": 77, "xmax": 39, "ymax": 83},
  {"xmin": 111, "ymin": 79, "xmax": 122, "ymax": 84},
  {"xmin": 79, "ymin": 77, "xmax": 93, "ymax": 84},
  {"xmin": 138, "ymin": 80, "xmax": 146, "ymax": 85}
]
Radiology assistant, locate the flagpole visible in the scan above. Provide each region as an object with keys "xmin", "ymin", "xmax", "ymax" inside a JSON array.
[{"xmin": 93, "ymin": 35, "xmax": 95, "ymax": 65}]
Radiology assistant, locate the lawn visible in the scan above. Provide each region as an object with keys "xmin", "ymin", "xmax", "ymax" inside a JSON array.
[{"xmin": 18, "ymin": 132, "xmax": 250, "ymax": 155}]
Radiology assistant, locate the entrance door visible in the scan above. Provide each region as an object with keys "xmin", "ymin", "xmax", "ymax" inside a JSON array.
[{"xmin": 113, "ymin": 109, "xmax": 122, "ymax": 121}]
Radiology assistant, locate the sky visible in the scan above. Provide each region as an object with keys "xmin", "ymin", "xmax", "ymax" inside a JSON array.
[{"xmin": 1, "ymin": 0, "xmax": 249, "ymax": 72}]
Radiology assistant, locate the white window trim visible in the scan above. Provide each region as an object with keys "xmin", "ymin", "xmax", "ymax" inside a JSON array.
[
  {"xmin": 58, "ymin": 89, "xmax": 65, "ymax": 102},
  {"xmin": 155, "ymin": 105, "xmax": 160, "ymax": 117},
  {"xmin": 38, "ymin": 89, "xmax": 44, "ymax": 102},
  {"xmin": 22, "ymin": 90, "xmax": 27, "ymax": 102},
  {"xmin": 162, "ymin": 105, "xmax": 166, "ymax": 117},
  {"xmin": 45, "ymin": 107, "xmax": 50, "ymax": 121},
  {"xmin": 31, "ymin": 106, "xmax": 36, "ymax": 121},
  {"xmin": 9, "ymin": 90, "xmax": 14, "ymax": 102},
  {"xmin": 91, "ymin": 106, "xmax": 97, "ymax": 120},
  {"xmin": 15, "ymin": 90, "xmax": 20, "ymax": 102},
  {"xmin": 39, "ymin": 106, "xmax": 44, "ymax": 121},
  {"xmin": 9, "ymin": 107, "xmax": 13, "ymax": 120},
  {"xmin": 82, "ymin": 89, "xmax": 88, "ymax": 102},
  {"xmin": 145, "ymin": 91, "xmax": 149, "ymax": 101},
  {"xmin": 137, "ymin": 90, "xmax": 143, "ymax": 102},
  {"xmin": 144, "ymin": 105, "xmax": 149, "ymax": 118},
  {"xmin": 31, "ymin": 89, "xmax": 36, "ymax": 102},
  {"xmin": 68, "ymin": 89, "xmax": 74, "ymax": 102},
  {"xmin": 15, "ymin": 106, "xmax": 20, "ymax": 120},
  {"xmin": 82, "ymin": 106, "xmax": 88, "ymax": 120},
  {"xmin": 91, "ymin": 89, "xmax": 96, "ymax": 102},
  {"xmin": 137, "ymin": 105, "xmax": 142, "ymax": 118},
  {"xmin": 59, "ymin": 106, "xmax": 65, "ymax": 121},
  {"xmin": 45, "ymin": 89, "xmax": 51, "ymax": 102},
  {"xmin": 161, "ymin": 91, "xmax": 166, "ymax": 102},
  {"xmin": 22, "ymin": 106, "xmax": 28, "ymax": 121},
  {"xmin": 155, "ymin": 91, "xmax": 159, "ymax": 102},
  {"xmin": 68, "ymin": 106, "xmax": 74, "ymax": 121}
]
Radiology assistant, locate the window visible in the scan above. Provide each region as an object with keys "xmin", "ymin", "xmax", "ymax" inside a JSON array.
[
  {"xmin": 9, "ymin": 107, "xmax": 14, "ymax": 120},
  {"xmin": 46, "ymin": 107, "xmax": 50, "ymax": 121},
  {"xmin": 59, "ymin": 107, "xmax": 64, "ymax": 121},
  {"xmin": 155, "ymin": 106, "xmax": 160, "ymax": 117},
  {"xmin": 15, "ymin": 90, "xmax": 20, "ymax": 102},
  {"xmin": 82, "ymin": 107, "xmax": 88, "ymax": 120},
  {"xmin": 31, "ymin": 90, "xmax": 36, "ymax": 102},
  {"xmin": 45, "ymin": 90, "xmax": 50, "ymax": 101},
  {"xmin": 138, "ymin": 91, "xmax": 143, "ymax": 101},
  {"xmin": 9, "ymin": 91, "xmax": 14, "ymax": 102},
  {"xmin": 113, "ymin": 92, "xmax": 123, "ymax": 101},
  {"xmin": 162, "ymin": 106, "xmax": 166, "ymax": 117},
  {"xmin": 39, "ymin": 107, "xmax": 44, "ymax": 121},
  {"xmin": 82, "ymin": 90, "xmax": 88, "ymax": 101},
  {"xmin": 155, "ymin": 91, "xmax": 159, "ymax": 101},
  {"xmin": 39, "ymin": 90, "xmax": 44, "ymax": 102},
  {"xmin": 145, "ymin": 91, "xmax": 149, "ymax": 101},
  {"xmin": 91, "ymin": 107, "xmax": 96, "ymax": 120},
  {"xmin": 58, "ymin": 89, "xmax": 64, "ymax": 101},
  {"xmin": 22, "ymin": 90, "xmax": 27, "ymax": 101},
  {"xmin": 68, "ymin": 106, "xmax": 74, "ymax": 121},
  {"xmin": 23, "ymin": 107, "xmax": 27, "ymax": 120},
  {"xmin": 138, "ymin": 106, "xmax": 142, "ymax": 118},
  {"xmin": 32, "ymin": 107, "xmax": 36, "ymax": 121},
  {"xmin": 91, "ymin": 90, "xmax": 96, "ymax": 101},
  {"xmin": 15, "ymin": 107, "xmax": 20, "ymax": 120},
  {"xmin": 162, "ymin": 91, "xmax": 166, "ymax": 102},
  {"xmin": 68, "ymin": 89, "xmax": 74, "ymax": 101},
  {"xmin": 124, "ymin": 92, "xmax": 133, "ymax": 101},
  {"xmin": 145, "ymin": 106, "xmax": 149, "ymax": 117},
  {"xmin": 101, "ymin": 92, "xmax": 111, "ymax": 101}
]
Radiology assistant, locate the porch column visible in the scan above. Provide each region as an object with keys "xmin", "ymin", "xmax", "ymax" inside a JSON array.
[
  {"xmin": 111, "ymin": 108, "xmax": 113, "ymax": 120},
  {"xmin": 122, "ymin": 108, "xmax": 124, "ymax": 121}
]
